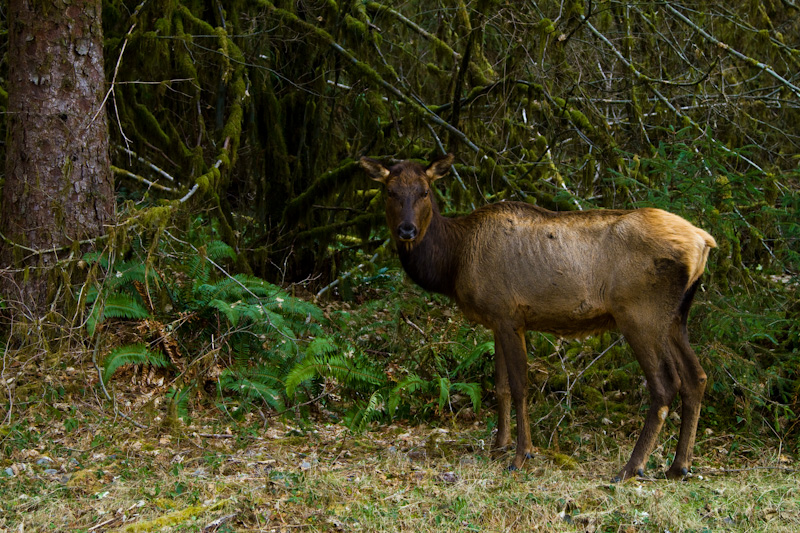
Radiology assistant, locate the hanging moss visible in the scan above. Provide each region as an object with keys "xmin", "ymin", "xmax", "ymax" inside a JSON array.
[
  {"xmin": 281, "ymin": 160, "xmax": 360, "ymax": 227},
  {"xmin": 715, "ymin": 175, "xmax": 734, "ymax": 213},
  {"xmin": 87, "ymin": 0, "xmax": 799, "ymax": 296},
  {"xmin": 344, "ymin": 14, "xmax": 367, "ymax": 35},
  {"xmin": 134, "ymin": 103, "xmax": 171, "ymax": 146}
]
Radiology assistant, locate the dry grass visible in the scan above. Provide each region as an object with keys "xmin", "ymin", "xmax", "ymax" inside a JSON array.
[
  {"xmin": 1, "ymin": 334, "xmax": 798, "ymax": 532},
  {"xmin": 2, "ymin": 383, "xmax": 798, "ymax": 532}
]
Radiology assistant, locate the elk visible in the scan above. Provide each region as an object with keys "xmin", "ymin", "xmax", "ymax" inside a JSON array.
[{"xmin": 360, "ymin": 153, "xmax": 716, "ymax": 481}]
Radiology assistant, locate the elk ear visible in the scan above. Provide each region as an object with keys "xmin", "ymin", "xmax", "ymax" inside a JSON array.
[
  {"xmin": 425, "ymin": 153, "xmax": 454, "ymax": 182},
  {"xmin": 359, "ymin": 157, "xmax": 390, "ymax": 184}
]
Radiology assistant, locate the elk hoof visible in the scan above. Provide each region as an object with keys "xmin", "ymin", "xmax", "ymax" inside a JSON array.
[
  {"xmin": 666, "ymin": 466, "xmax": 690, "ymax": 479},
  {"xmin": 507, "ymin": 454, "xmax": 532, "ymax": 471},
  {"xmin": 611, "ymin": 467, "xmax": 642, "ymax": 483}
]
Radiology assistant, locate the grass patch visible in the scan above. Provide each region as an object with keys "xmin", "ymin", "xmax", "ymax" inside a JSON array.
[
  {"xmin": 1, "ymin": 267, "xmax": 797, "ymax": 531},
  {"xmin": 1, "ymin": 398, "xmax": 798, "ymax": 532}
]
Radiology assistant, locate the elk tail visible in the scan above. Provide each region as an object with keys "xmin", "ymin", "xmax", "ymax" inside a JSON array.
[{"xmin": 686, "ymin": 228, "xmax": 716, "ymax": 290}]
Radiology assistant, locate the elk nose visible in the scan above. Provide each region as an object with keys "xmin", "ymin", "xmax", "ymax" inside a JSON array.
[{"xmin": 397, "ymin": 222, "xmax": 417, "ymax": 241}]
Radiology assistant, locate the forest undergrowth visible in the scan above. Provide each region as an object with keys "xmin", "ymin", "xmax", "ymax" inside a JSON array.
[
  {"xmin": 1, "ymin": 231, "xmax": 799, "ymax": 531},
  {"xmin": 0, "ymin": 136, "xmax": 798, "ymax": 532}
]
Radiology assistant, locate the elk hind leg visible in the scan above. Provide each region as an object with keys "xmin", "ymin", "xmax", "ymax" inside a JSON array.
[
  {"xmin": 666, "ymin": 319, "xmax": 707, "ymax": 479},
  {"xmin": 614, "ymin": 328, "xmax": 680, "ymax": 482}
]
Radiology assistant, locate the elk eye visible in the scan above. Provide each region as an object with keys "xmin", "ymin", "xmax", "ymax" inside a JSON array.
[{"xmin": 421, "ymin": 189, "xmax": 429, "ymax": 198}]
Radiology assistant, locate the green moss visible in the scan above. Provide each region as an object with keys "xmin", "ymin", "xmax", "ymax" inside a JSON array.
[
  {"xmin": 120, "ymin": 500, "xmax": 229, "ymax": 532},
  {"xmin": 568, "ymin": 0, "xmax": 585, "ymax": 18},
  {"xmin": 134, "ymin": 103, "xmax": 171, "ymax": 146},
  {"xmin": 154, "ymin": 17, "xmax": 172, "ymax": 35},
  {"xmin": 579, "ymin": 385, "xmax": 604, "ymax": 409},
  {"xmin": 345, "ymin": 14, "xmax": 367, "ymax": 35},
  {"xmin": 536, "ymin": 18, "xmax": 555, "ymax": 35},
  {"xmin": 544, "ymin": 450, "xmax": 579, "ymax": 470},
  {"xmin": 281, "ymin": 160, "xmax": 359, "ymax": 226},
  {"xmin": 606, "ymin": 368, "xmax": 634, "ymax": 390},
  {"xmin": 568, "ymin": 109, "xmax": 592, "ymax": 130}
]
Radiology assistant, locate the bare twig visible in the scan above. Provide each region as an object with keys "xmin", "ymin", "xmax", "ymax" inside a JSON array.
[
  {"xmin": 262, "ymin": 1, "xmax": 481, "ymax": 152},
  {"xmin": 712, "ymin": 466, "xmax": 799, "ymax": 474},
  {"xmin": 116, "ymin": 146, "xmax": 176, "ymax": 182},
  {"xmin": 582, "ymin": 17, "xmax": 714, "ymax": 88},
  {"xmin": 111, "ymin": 165, "xmax": 176, "ymax": 193},
  {"xmin": 88, "ymin": 516, "xmax": 120, "ymax": 532},
  {"xmin": 665, "ymin": 3, "xmax": 800, "ymax": 99},
  {"xmin": 400, "ymin": 312, "xmax": 428, "ymax": 341},
  {"xmin": 316, "ymin": 246, "xmax": 385, "ymax": 299},
  {"xmin": 365, "ymin": 2, "xmax": 461, "ymax": 62},
  {"xmin": 202, "ymin": 513, "xmax": 237, "ymax": 532}
]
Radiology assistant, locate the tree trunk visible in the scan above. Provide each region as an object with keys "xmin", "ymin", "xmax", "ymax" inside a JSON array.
[{"xmin": 1, "ymin": 0, "xmax": 113, "ymax": 314}]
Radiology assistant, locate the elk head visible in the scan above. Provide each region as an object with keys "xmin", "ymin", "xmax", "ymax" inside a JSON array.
[{"xmin": 360, "ymin": 154, "xmax": 454, "ymax": 249}]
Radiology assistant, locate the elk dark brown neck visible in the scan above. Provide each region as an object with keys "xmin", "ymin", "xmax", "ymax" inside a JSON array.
[{"xmin": 395, "ymin": 198, "xmax": 465, "ymax": 299}]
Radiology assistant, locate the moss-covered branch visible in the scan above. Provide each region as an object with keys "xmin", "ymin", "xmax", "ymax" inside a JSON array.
[
  {"xmin": 365, "ymin": 2, "xmax": 460, "ymax": 62},
  {"xmin": 258, "ymin": 0, "xmax": 481, "ymax": 152},
  {"xmin": 665, "ymin": 3, "xmax": 800, "ymax": 99}
]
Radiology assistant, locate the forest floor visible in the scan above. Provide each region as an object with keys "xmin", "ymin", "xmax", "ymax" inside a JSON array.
[{"xmin": 1, "ymin": 353, "xmax": 798, "ymax": 533}]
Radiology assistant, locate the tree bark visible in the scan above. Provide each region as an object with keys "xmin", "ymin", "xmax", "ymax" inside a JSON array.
[{"xmin": 1, "ymin": 0, "xmax": 113, "ymax": 314}]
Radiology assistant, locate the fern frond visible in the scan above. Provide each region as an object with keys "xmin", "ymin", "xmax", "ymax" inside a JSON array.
[
  {"xmin": 284, "ymin": 357, "xmax": 323, "ymax": 397},
  {"xmin": 262, "ymin": 308, "xmax": 293, "ymax": 337},
  {"xmin": 220, "ymin": 370, "xmax": 284, "ymax": 410},
  {"xmin": 82, "ymin": 251, "xmax": 109, "ymax": 268},
  {"xmin": 451, "ymin": 382, "xmax": 482, "ymax": 413},
  {"xmin": 113, "ymin": 261, "xmax": 150, "ymax": 284},
  {"xmin": 208, "ymin": 298, "xmax": 241, "ymax": 327},
  {"xmin": 230, "ymin": 333, "xmax": 254, "ymax": 365},
  {"xmin": 87, "ymin": 293, "xmax": 150, "ymax": 336},
  {"xmin": 437, "ymin": 376, "xmax": 452, "ymax": 410},
  {"xmin": 453, "ymin": 340, "xmax": 494, "ymax": 376},
  {"xmin": 285, "ymin": 353, "xmax": 385, "ymax": 396},
  {"xmin": 263, "ymin": 293, "xmax": 325, "ymax": 323},
  {"xmin": 103, "ymin": 343, "xmax": 168, "ymax": 385},
  {"xmin": 346, "ymin": 391, "xmax": 385, "ymax": 432},
  {"xmin": 391, "ymin": 375, "xmax": 426, "ymax": 396},
  {"xmin": 388, "ymin": 375, "xmax": 426, "ymax": 416},
  {"xmin": 206, "ymin": 240, "xmax": 236, "ymax": 262},
  {"xmin": 187, "ymin": 256, "xmax": 211, "ymax": 294},
  {"xmin": 232, "ymin": 274, "xmax": 278, "ymax": 298},
  {"xmin": 167, "ymin": 386, "xmax": 193, "ymax": 422},
  {"xmin": 102, "ymin": 293, "xmax": 150, "ymax": 319},
  {"xmin": 306, "ymin": 337, "xmax": 337, "ymax": 357}
]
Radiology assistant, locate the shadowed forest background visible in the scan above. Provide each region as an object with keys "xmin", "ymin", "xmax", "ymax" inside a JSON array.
[{"xmin": 0, "ymin": 1, "xmax": 799, "ymax": 530}]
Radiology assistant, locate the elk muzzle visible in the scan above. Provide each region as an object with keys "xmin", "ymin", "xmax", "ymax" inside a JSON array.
[{"xmin": 396, "ymin": 222, "xmax": 418, "ymax": 241}]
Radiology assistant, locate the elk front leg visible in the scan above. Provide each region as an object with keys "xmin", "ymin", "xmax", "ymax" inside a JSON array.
[{"xmin": 496, "ymin": 325, "xmax": 533, "ymax": 470}]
